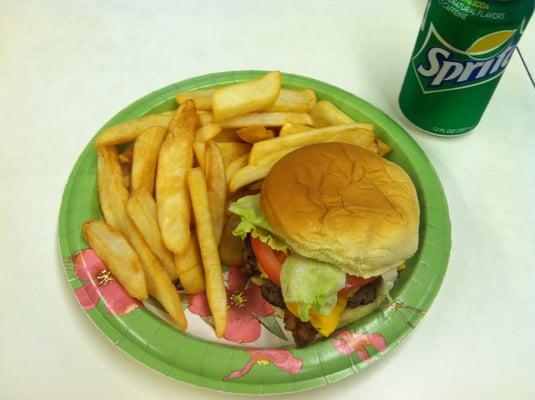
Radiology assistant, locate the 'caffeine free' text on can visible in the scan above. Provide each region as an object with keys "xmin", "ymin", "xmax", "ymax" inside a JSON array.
[{"xmin": 399, "ymin": 0, "xmax": 534, "ymax": 136}]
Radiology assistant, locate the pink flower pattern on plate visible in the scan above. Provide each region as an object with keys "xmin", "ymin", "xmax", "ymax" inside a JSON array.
[
  {"xmin": 188, "ymin": 266, "xmax": 275, "ymax": 343},
  {"xmin": 332, "ymin": 329, "xmax": 386, "ymax": 361},
  {"xmin": 73, "ymin": 249, "xmax": 141, "ymax": 315},
  {"xmin": 224, "ymin": 349, "xmax": 302, "ymax": 380}
]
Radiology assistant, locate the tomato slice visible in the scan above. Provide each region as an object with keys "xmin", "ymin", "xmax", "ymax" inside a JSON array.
[
  {"xmin": 250, "ymin": 237, "xmax": 287, "ymax": 286},
  {"xmin": 338, "ymin": 274, "xmax": 377, "ymax": 294},
  {"xmin": 250, "ymin": 236, "xmax": 376, "ymax": 291}
]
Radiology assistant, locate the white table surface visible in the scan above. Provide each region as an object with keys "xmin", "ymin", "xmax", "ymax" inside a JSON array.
[{"xmin": 1, "ymin": 1, "xmax": 534, "ymax": 399}]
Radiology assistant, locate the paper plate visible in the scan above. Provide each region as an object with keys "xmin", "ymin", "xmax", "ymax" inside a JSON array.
[{"xmin": 59, "ymin": 71, "xmax": 451, "ymax": 394}]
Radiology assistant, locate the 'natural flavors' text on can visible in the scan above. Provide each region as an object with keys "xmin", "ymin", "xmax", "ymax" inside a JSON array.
[{"xmin": 399, "ymin": 0, "xmax": 534, "ymax": 136}]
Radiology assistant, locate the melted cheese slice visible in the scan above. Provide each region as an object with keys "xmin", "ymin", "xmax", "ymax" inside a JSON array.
[
  {"xmin": 309, "ymin": 292, "xmax": 349, "ymax": 337},
  {"xmin": 287, "ymin": 292, "xmax": 350, "ymax": 338}
]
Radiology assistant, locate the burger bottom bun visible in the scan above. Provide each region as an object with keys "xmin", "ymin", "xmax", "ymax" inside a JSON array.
[{"xmin": 338, "ymin": 279, "xmax": 388, "ymax": 329}]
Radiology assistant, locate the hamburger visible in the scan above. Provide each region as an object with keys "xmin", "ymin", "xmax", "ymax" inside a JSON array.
[{"xmin": 229, "ymin": 142, "xmax": 420, "ymax": 346}]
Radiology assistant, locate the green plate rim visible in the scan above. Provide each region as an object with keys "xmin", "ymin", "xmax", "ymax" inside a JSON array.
[{"xmin": 58, "ymin": 70, "xmax": 451, "ymax": 394}]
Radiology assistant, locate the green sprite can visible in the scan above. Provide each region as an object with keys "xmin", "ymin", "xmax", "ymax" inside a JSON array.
[{"xmin": 399, "ymin": 0, "xmax": 534, "ymax": 136}]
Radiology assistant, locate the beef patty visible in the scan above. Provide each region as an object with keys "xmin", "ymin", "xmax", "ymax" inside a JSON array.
[
  {"xmin": 240, "ymin": 236, "xmax": 260, "ymax": 278},
  {"xmin": 283, "ymin": 310, "xmax": 318, "ymax": 347},
  {"xmin": 261, "ymin": 280, "xmax": 285, "ymax": 308},
  {"xmin": 346, "ymin": 279, "xmax": 381, "ymax": 308}
]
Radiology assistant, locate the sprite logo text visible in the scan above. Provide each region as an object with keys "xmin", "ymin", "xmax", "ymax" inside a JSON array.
[
  {"xmin": 418, "ymin": 44, "xmax": 515, "ymax": 86},
  {"xmin": 412, "ymin": 23, "xmax": 518, "ymax": 93}
]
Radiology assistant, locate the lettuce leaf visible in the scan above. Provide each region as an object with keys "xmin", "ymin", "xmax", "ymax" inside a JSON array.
[
  {"xmin": 280, "ymin": 254, "xmax": 346, "ymax": 321},
  {"xmin": 229, "ymin": 194, "xmax": 287, "ymax": 251}
]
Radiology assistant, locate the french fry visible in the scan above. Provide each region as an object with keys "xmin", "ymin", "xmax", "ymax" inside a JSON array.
[
  {"xmin": 220, "ymin": 112, "xmax": 313, "ymax": 129},
  {"xmin": 176, "ymin": 87, "xmax": 315, "ymax": 114},
  {"xmin": 118, "ymin": 148, "xmax": 133, "ymax": 191},
  {"xmin": 229, "ymin": 163, "xmax": 274, "ymax": 192},
  {"xmin": 237, "ymin": 125, "xmax": 275, "ymax": 143},
  {"xmin": 83, "ymin": 220, "xmax": 148, "ymax": 300},
  {"xmin": 219, "ymin": 214, "xmax": 243, "ymax": 266},
  {"xmin": 98, "ymin": 146, "xmax": 130, "ymax": 226},
  {"xmin": 265, "ymin": 88, "xmax": 316, "ymax": 112},
  {"xmin": 126, "ymin": 188, "xmax": 178, "ymax": 281},
  {"xmin": 177, "ymin": 268, "xmax": 205, "ymax": 294},
  {"xmin": 193, "ymin": 141, "xmax": 206, "ymax": 170},
  {"xmin": 217, "ymin": 142, "xmax": 251, "ymax": 166},
  {"xmin": 205, "ymin": 141, "xmax": 227, "ymax": 245},
  {"xmin": 252, "ymin": 148, "xmax": 291, "ymax": 167},
  {"xmin": 174, "ymin": 233, "xmax": 205, "ymax": 294},
  {"xmin": 156, "ymin": 100, "xmax": 196, "ymax": 254},
  {"xmin": 133, "ymin": 234, "xmax": 188, "ymax": 330},
  {"xmin": 187, "ymin": 168, "xmax": 227, "ymax": 338},
  {"xmin": 97, "ymin": 147, "xmax": 187, "ymax": 330},
  {"xmin": 131, "ymin": 126, "xmax": 167, "ymax": 194},
  {"xmin": 377, "ymin": 140, "xmax": 392, "ymax": 156},
  {"xmin": 95, "ymin": 111, "xmax": 173, "ymax": 148},
  {"xmin": 195, "ymin": 122, "xmax": 222, "ymax": 142},
  {"xmin": 249, "ymin": 123, "xmax": 376, "ymax": 164},
  {"xmin": 213, "ymin": 71, "xmax": 281, "ymax": 121},
  {"xmin": 225, "ymin": 153, "xmax": 249, "ymax": 186},
  {"xmin": 118, "ymin": 147, "xmax": 133, "ymax": 164},
  {"xmin": 213, "ymin": 129, "xmax": 242, "ymax": 143},
  {"xmin": 194, "ymin": 142, "xmax": 251, "ymax": 169},
  {"xmin": 279, "ymin": 122, "xmax": 313, "ymax": 136},
  {"xmin": 310, "ymin": 100, "xmax": 355, "ymax": 127},
  {"xmin": 176, "ymin": 88, "xmax": 213, "ymax": 111},
  {"xmin": 197, "ymin": 111, "xmax": 214, "ymax": 126}
]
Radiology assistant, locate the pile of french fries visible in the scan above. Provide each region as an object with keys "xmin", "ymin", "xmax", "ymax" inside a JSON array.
[{"xmin": 85, "ymin": 71, "xmax": 391, "ymax": 338}]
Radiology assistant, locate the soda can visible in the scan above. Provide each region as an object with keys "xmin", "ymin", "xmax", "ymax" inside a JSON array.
[{"xmin": 399, "ymin": 0, "xmax": 534, "ymax": 136}]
